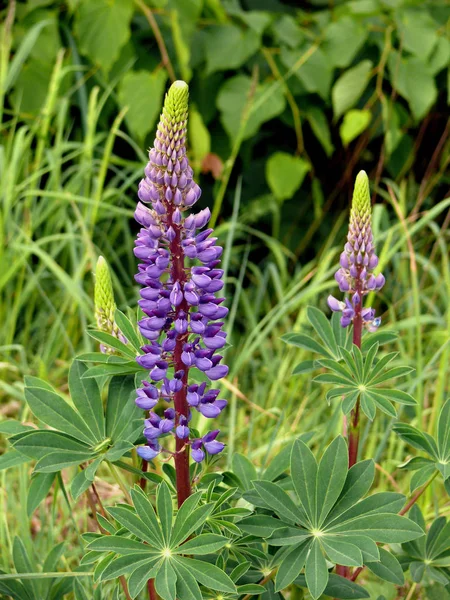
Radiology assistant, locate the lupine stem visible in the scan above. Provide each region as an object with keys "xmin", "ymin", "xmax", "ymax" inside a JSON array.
[
  {"xmin": 350, "ymin": 471, "xmax": 438, "ymax": 583},
  {"xmin": 168, "ymin": 199, "xmax": 191, "ymax": 508}
]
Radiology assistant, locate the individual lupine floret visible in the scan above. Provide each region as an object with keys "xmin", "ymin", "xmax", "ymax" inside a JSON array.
[
  {"xmin": 94, "ymin": 256, "xmax": 127, "ymax": 353},
  {"xmin": 133, "ymin": 80, "xmax": 228, "ymax": 464},
  {"xmin": 191, "ymin": 430, "xmax": 225, "ymax": 463},
  {"xmin": 328, "ymin": 171, "xmax": 384, "ymax": 331}
]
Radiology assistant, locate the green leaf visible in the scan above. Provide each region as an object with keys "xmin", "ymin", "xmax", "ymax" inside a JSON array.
[
  {"xmin": 128, "ymin": 562, "xmax": 158, "ymax": 598},
  {"xmin": 156, "ymin": 482, "xmax": 173, "ymax": 545},
  {"xmin": 34, "ymin": 450, "xmax": 95, "ymax": 473},
  {"xmin": 69, "ymin": 361, "xmax": 105, "ymax": 443},
  {"xmin": 24, "ymin": 387, "xmax": 95, "ymax": 445},
  {"xmin": 366, "ymin": 391, "xmax": 397, "ymax": 418},
  {"xmin": 304, "ymin": 106, "xmax": 334, "ymax": 157},
  {"xmin": 253, "ymin": 481, "xmax": 306, "ymax": 526},
  {"xmin": 100, "ymin": 554, "xmax": 155, "ymax": 582},
  {"xmin": 393, "ymin": 423, "xmax": 438, "ymax": 458},
  {"xmin": 87, "ymin": 330, "xmax": 136, "ymax": 360},
  {"xmin": 305, "ymin": 539, "xmax": 328, "ymax": 600},
  {"xmin": 263, "ymin": 442, "xmax": 295, "ymax": 482},
  {"xmin": 232, "ymin": 453, "xmax": 258, "ymax": 491},
  {"xmin": 0, "ymin": 420, "xmax": 33, "ymax": 436},
  {"xmin": 372, "ymin": 389, "xmax": 416, "ymax": 405},
  {"xmin": 217, "ymin": 74, "xmax": 286, "ymax": 142},
  {"xmin": 118, "ymin": 70, "xmax": 168, "ymax": 143},
  {"xmin": 82, "ymin": 363, "xmax": 143, "ymax": 379},
  {"xmin": 0, "ymin": 449, "xmax": 30, "ymax": 471},
  {"xmin": 275, "ymin": 541, "xmax": 311, "ymax": 591},
  {"xmin": 330, "ymin": 492, "xmax": 405, "ymax": 525},
  {"xmin": 106, "ymin": 375, "xmax": 142, "ymax": 443},
  {"xmin": 316, "ymin": 436, "xmax": 348, "ymax": 525},
  {"xmin": 70, "ymin": 469, "xmax": 95, "ymax": 501},
  {"xmin": 75, "ymin": 0, "xmax": 134, "ymax": 72},
  {"xmin": 171, "ymin": 497, "xmax": 214, "ymax": 547},
  {"xmin": 340, "ymin": 109, "xmax": 371, "ymax": 146},
  {"xmin": 130, "ymin": 486, "xmax": 165, "ymax": 549},
  {"xmin": 291, "ymin": 439, "xmax": 317, "ymax": 526},
  {"xmin": 189, "ymin": 107, "xmax": 211, "ymax": 167},
  {"xmin": 328, "ymin": 513, "xmax": 425, "ymax": 543},
  {"xmin": 203, "ymin": 24, "xmax": 260, "ymax": 75},
  {"xmin": 114, "ymin": 310, "xmax": 141, "ymax": 352},
  {"xmin": 87, "ymin": 535, "xmax": 154, "ymax": 555},
  {"xmin": 107, "ymin": 506, "xmax": 162, "ymax": 547},
  {"xmin": 175, "ymin": 534, "xmax": 229, "ymax": 555},
  {"xmin": 337, "ymin": 535, "xmax": 379, "ymax": 562},
  {"xmin": 366, "ymin": 547, "xmax": 404, "ymax": 585},
  {"xmin": 175, "ymin": 557, "xmax": 236, "ymax": 593},
  {"xmin": 173, "ymin": 561, "xmax": 202, "ymax": 600},
  {"xmin": 387, "ymin": 53, "xmax": 437, "ymax": 121},
  {"xmin": 27, "ymin": 473, "xmax": 55, "ymax": 516},
  {"xmin": 437, "ymin": 399, "xmax": 450, "ymax": 460},
  {"xmin": 322, "ymin": 16, "xmax": 367, "ymax": 68},
  {"xmin": 332, "ymin": 60, "xmax": 373, "ymax": 120},
  {"xmin": 281, "ymin": 45, "xmax": 333, "ymax": 100},
  {"xmin": 271, "ymin": 15, "xmax": 304, "ymax": 49},
  {"xmin": 396, "ymin": 8, "xmax": 439, "ymax": 60},
  {"xmin": 426, "ymin": 517, "xmax": 448, "ymax": 558},
  {"xmin": 239, "ymin": 515, "xmax": 287, "ymax": 538},
  {"xmin": 266, "ymin": 152, "xmax": 310, "ymax": 202},
  {"xmin": 12, "ymin": 537, "xmax": 38, "ymax": 599},
  {"xmin": 12, "ymin": 430, "xmax": 91, "ymax": 460},
  {"xmin": 321, "ymin": 537, "xmax": 363, "ymax": 567},
  {"xmin": 307, "ymin": 307, "xmax": 339, "ymax": 357},
  {"xmin": 360, "ymin": 393, "xmax": 376, "ymax": 421},
  {"xmin": 296, "ymin": 573, "xmax": 370, "ymax": 598},
  {"xmin": 282, "ymin": 333, "xmax": 331, "ymax": 357},
  {"xmin": 237, "ymin": 584, "xmax": 266, "ymax": 595},
  {"xmin": 269, "ymin": 526, "xmax": 312, "ymax": 546}
]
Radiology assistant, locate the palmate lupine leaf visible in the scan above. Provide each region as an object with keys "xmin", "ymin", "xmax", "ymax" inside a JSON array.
[
  {"xmin": 397, "ymin": 505, "xmax": 450, "ymax": 586},
  {"xmin": 283, "ymin": 308, "xmax": 397, "ymax": 374},
  {"xmin": 86, "ymin": 482, "xmax": 235, "ymax": 600},
  {"xmin": 6, "ymin": 366, "xmax": 142, "ymax": 502},
  {"xmin": 240, "ymin": 437, "xmax": 424, "ymax": 600},
  {"xmin": 394, "ymin": 398, "xmax": 450, "ymax": 493},
  {"xmin": 313, "ymin": 343, "xmax": 416, "ymax": 418}
]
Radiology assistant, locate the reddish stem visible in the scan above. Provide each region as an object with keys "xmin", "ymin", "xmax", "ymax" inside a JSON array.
[
  {"xmin": 168, "ymin": 204, "xmax": 191, "ymax": 508},
  {"xmin": 148, "ymin": 579, "xmax": 158, "ymax": 600}
]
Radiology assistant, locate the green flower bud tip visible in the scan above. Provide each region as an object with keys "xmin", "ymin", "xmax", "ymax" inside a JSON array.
[
  {"xmin": 94, "ymin": 256, "xmax": 127, "ymax": 353},
  {"xmin": 351, "ymin": 170, "xmax": 371, "ymax": 223},
  {"xmin": 94, "ymin": 256, "xmax": 116, "ymax": 328},
  {"xmin": 162, "ymin": 80, "xmax": 189, "ymax": 127}
]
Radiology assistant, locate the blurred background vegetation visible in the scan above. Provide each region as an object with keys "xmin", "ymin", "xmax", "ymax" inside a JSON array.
[{"xmin": 0, "ymin": 1, "xmax": 449, "ymax": 596}]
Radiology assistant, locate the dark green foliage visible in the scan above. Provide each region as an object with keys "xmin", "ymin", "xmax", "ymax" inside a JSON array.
[
  {"xmin": 240, "ymin": 436, "xmax": 424, "ymax": 599},
  {"xmin": 398, "ymin": 505, "xmax": 450, "ymax": 587},
  {"xmin": 395, "ymin": 398, "xmax": 450, "ymax": 492}
]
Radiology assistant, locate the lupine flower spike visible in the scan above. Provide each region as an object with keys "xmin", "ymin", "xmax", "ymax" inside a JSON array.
[
  {"xmin": 94, "ymin": 256, "xmax": 126, "ymax": 353},
  {"xmin": 133, "ymin": 81, "xmax": 228, "ymax": 483},
  {"xmin": 327, "ymin": 171, "xmax": 384, "ymax": 332}
]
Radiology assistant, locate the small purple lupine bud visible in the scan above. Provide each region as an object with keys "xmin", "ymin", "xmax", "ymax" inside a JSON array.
[
  {"xmin": 137, "ymin": 440, "xmax": 161, "ymax": 460},
  {"xmin": 133, "ymin": 80, "xmax": 228, "ymax": 464},
  {"xmin": 176, "ymin": 415, "xmax": 190, "ymax": 439},
  {"xmin": 203, "ymin": 430, "xmax": 225, "ymax": 455},
  {"xmin": 191, "ymin": 439, "xmax": 205, "ymax": 463},
  {"xmin": 328, "ymin": 171, "xmax": 384, "ymax": 332}
]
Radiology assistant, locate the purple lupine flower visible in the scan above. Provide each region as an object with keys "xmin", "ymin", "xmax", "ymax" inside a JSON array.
[
  {"xmin": 328, "ymin": 171, "xmax": 384, "ymax": 331},
  {"xmin": 191, "ymin": 430, "xmax": 225, "ymax": 463},
  {"xmin": 133, "ymin": 81, "xmax": 227, "ymax": 462}
]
